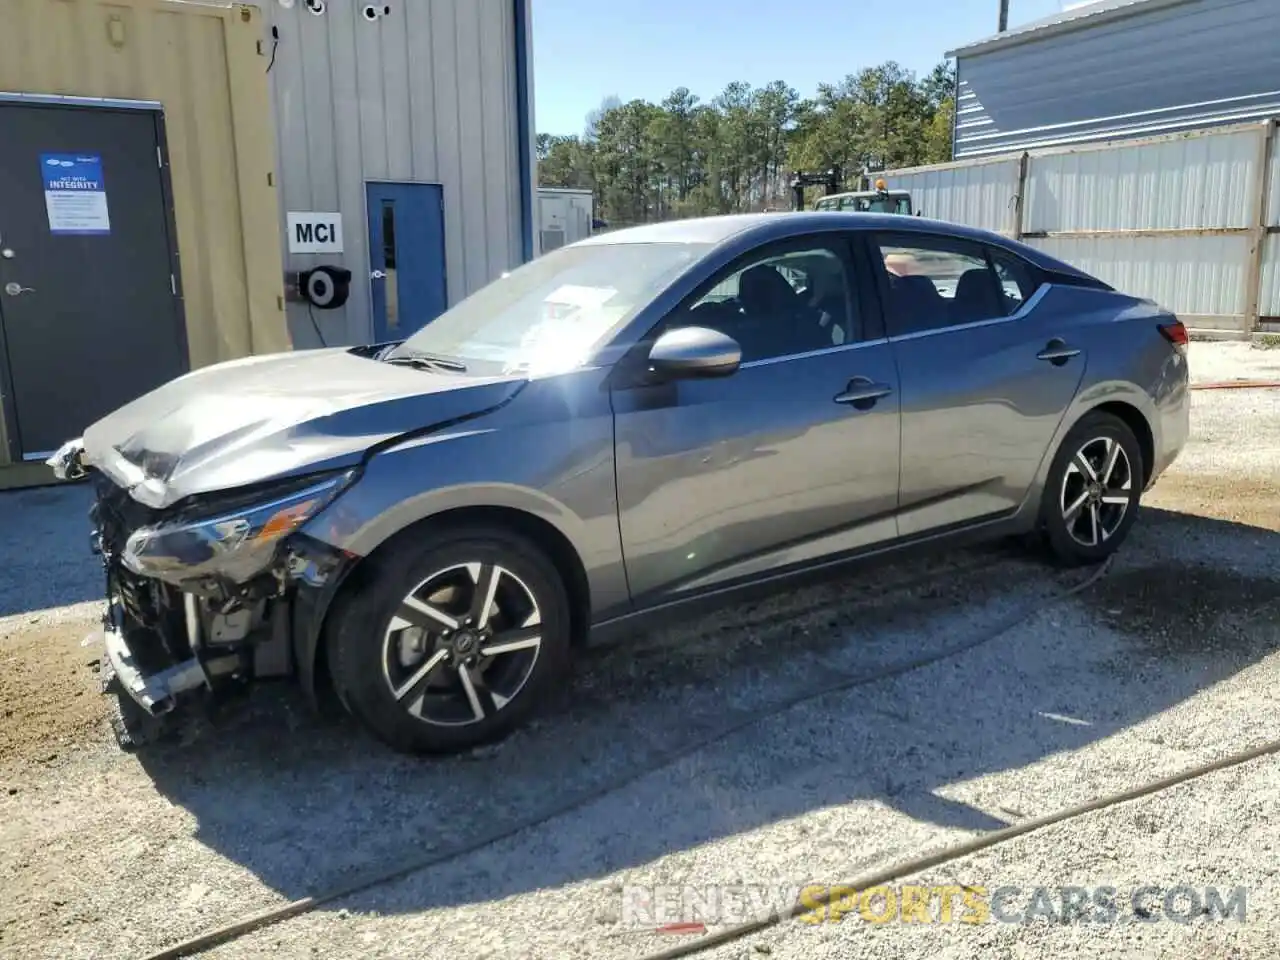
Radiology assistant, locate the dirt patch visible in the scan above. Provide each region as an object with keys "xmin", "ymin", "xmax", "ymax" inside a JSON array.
[
  {"xmin": 1088, "ymin": 562, "xmax": 1280, "ymax": 659},
  {"xmin": 581, "ymin": 545, "xmax": 1039, "ymax": 695},
  {"xmin": 1145, "ymin": 473, "xmax": 1280, "ymax": 531},
  {"xmin": 0, "ymin": 615, "xmax": 109, "ymax": 765}
]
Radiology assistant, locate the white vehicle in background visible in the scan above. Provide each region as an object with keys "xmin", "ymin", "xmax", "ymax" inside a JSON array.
[{"xmin": 813, "ymin": 178, "xmax": 917, "ymax": 216}]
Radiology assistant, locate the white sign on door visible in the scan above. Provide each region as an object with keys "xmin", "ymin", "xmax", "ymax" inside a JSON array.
[{"xmin": 287, "ymin": 212, "xmax": 344, "ymax": 254}]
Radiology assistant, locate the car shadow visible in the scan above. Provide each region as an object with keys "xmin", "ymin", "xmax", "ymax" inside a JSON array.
[
  {"xmin": 133, "ymin": 507, "xmax": 1280, "ymax": 920},
  {"xmin": 0, "ymin": 482, "xmax": 99, "ymax": 618}
]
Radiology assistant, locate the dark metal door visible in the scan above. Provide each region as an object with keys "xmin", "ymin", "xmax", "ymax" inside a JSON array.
[{"xmin": 0, "ymin": 101, "xmax": 187, "ymax": 459}]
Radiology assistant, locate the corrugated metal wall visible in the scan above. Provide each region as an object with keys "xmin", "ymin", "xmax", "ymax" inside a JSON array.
[
  {"xmin": 1024, "ymin": 127, "xmax": 1260, "ymax": 233},
  {"xmin": 1260, "ymin": 133, "xmax": 1280, "ymax": 319},
  {"xmin": 876, "ymin": 157, "xmax": 1022, "ymax": 235},
  {"xmin": 1021, "ymin": 126, "xmax": 1264, "ymax": 327},
  {"xmin": 953, "ymin": 0, "xmax": 1280, "ymax": 159},
  {"xmin": 1030, "ymin": 233, "xmax": 1251, "ymax": 318},
  {"xmin": 881, "ymin": 121, "xmax": 1279, "ymax": 335},
  {"xmin": 0, "ymin": 0, "xmax": 288, "ymax": 469},
  {"xmin": 266, "ymin": 0, "xmax": 527, "ymax": 348}
]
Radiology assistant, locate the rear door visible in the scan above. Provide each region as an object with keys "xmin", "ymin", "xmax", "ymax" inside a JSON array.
[
  {"xmin": 868, "ymin": 231, "xmax": 1088, "ymax": 537},
  {"xmin": 611, "ymin": 233, "xmax": 902, "ymax": 604}
]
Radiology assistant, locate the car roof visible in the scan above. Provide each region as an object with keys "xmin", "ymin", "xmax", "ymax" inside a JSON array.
[{"xmin": 578, "ymin": 212, "xmax": 1100, "ymax": 282}]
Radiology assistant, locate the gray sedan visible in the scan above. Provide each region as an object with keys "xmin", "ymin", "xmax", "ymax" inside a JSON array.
[{"xmin": 50, "ymin": 212, "xmax": 1191, "ymax": 755}]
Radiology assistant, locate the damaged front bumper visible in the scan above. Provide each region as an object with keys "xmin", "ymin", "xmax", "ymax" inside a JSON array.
[
  {"xmin": 85, "ymin": 465, "xmax": 358, "ymax": 720},
  {"xmin": 96, "ymin": 606, "xmax": 206, "ymax": 716}
]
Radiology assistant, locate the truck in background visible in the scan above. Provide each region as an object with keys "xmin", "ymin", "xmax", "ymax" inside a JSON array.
[
  {"xmin": 790, "ymin": 166, "xmax": 917, "ymax": 216},
  {"xmin": 812, "ymin": 179, "xmax": 917, "ymax": 215}
]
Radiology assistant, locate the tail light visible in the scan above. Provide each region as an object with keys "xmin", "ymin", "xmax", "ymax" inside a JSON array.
[{"xmin": 1158, "ymin": 319, "xmax": 1188, "ymax": 354}]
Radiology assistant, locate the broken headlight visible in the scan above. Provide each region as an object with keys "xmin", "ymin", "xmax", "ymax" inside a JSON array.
[
  {"xmin": 47, "ymin": 437, "xmax": 88, "ymax": 481},
  {"xmin": 120, "ymin": 469, "xmax": 357, "ymax": 584}
]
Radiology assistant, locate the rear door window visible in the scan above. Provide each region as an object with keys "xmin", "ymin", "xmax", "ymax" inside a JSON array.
[{"xmin": 872, "ymin": 233, "xmax": 1007, "ymax": 335}]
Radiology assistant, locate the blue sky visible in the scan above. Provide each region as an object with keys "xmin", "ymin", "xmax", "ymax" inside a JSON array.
[{"xmin": 532, "ymin": 0, "xmax": 1066, "ymax": 136}]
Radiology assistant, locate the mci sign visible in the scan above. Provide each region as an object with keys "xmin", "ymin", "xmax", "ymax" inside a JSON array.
[{"xmin": 287, "ymin": 212, "xmax": 344, "ymax": 254}]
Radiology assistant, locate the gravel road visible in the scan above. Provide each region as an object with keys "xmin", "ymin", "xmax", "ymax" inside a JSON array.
[{"xmin": 1, "ymin": 342, "xmax": 1277, "ymax": 960}]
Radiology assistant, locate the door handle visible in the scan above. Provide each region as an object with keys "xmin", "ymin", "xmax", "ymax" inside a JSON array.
[
  {"xmin": 1037, "ymin": 338, "xmax": 1080, "ymax": 365},
  {"xmin": 834, "ymin": 378, "xmax": 893, "ymax": 410},
  {"xmin": 370, "ymin": 270, "xmax": 387, "ymax": 280},
  {"xmin": 3, "ymin": 282, "xmax": 34, "ymax": 297}
]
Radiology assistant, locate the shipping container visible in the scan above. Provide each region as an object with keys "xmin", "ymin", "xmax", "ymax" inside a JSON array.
[
  {"xmin": 535, "ymin": 187, "xmax": 594, "ymax": 255},
  {"xmin": 0, "ymin": 0, "xmax": 286, "ymax": 479}
]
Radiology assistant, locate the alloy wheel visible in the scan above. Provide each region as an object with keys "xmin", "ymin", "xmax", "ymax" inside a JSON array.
[
  {"xmin": 1059, "ymin": 435, "xmax": 1133, "ymax": 548},
  {"xmin": 381, "ymin": 562, "xmax": 542, "ymax": 727}
]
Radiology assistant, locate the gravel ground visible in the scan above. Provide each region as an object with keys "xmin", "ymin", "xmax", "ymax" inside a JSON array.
[
  {"xmin": 696, "ymin": 755, "xmax": 1280, "ymax": 960},
  {"xmin": 1187, "ymin": 339, "xmax": 1280, "ymax": 384},
  {"xmin": 1, "ymin": 342, "xmax": 1278, "ymax": 960}
]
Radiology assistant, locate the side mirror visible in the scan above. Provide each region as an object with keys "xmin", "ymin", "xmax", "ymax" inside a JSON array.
[{"xmin": 648, "ymin": 326, "xmax": 741, "ymax": 379}]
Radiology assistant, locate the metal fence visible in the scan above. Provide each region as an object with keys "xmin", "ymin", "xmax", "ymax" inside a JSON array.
[{"xmin": 877, "ymin": 120, "xmax": 1280, "ymax": 337}]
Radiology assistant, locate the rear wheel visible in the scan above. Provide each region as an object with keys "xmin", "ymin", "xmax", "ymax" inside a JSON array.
[
  {"xmin": 329, "ymin": 525, "xmax": 572, "ymax": 755},
  {"xmin": 1039, "ymin": 411, "xmax": 1145, "ymax": 567}
]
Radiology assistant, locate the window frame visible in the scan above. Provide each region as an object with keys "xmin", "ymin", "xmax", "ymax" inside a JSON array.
[
  {"xmin": 644, "ymin": 232, "xmax": 880, "ymax": 365},
  {"xmin": 865, "ymin": 230, "xmax": 1049, "ymax": 340},
  {"xmin": 988, "ymin": 246, "xmax": 1042, "ymax": 306}
]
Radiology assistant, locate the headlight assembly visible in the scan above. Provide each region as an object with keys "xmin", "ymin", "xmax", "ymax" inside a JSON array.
[
  {"xmin": 120, "ymin": 469, "xmax": 357, "ymax": 584},
  {"xmin": 47, "ymin": 437, "xmax": 88, "ymax": 481}
]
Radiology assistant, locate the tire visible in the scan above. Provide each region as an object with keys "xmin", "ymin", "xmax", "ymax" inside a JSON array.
[
  {"xmin": 328, "ymin": 524, "xmax": 572, "ymax": 755},
  {"xmin": 1038, "ymin": 410, "xmax": 1145, "ymax": 567}
]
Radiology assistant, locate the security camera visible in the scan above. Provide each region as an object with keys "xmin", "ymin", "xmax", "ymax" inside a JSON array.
[
  {"xmin": 305, "ymin": 0, "xmax": 325, "ymax": 14},
  {"xmin": 362, "ymin": 4, "xmax": 390, "ymax": 20}
]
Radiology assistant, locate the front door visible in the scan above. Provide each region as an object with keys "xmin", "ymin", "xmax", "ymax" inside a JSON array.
[
  {"xmin": 869, "ymin": 230, "xmax": 1088, "ymax": 537},
  {"xmin": 0, "ymin": 101, "xmax": 187, "ymax": 459},
  {"xmin": 366, "ymin": 182, "xmax": 448, "ymax": 343},
  {"xmin": 612, "ymin": 234, "xmax": 902, "ymax": 604}
]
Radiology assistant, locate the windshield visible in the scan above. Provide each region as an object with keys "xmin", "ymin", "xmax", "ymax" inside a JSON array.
[
  {"xmin": 386, "ymin": 241, "xmax": 710, "ymax": 376},
  {"xmin": 814, "ymin": 195, "xmax": 912, "ymax": 215},
  {"xmin": 842, "ymin": 195, "xmax": 911, "ymax": 215}
]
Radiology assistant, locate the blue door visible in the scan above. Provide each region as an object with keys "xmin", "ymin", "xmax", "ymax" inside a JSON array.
[{"xmin": 365, "ymin": 181, "xmax": 447, "ymax": 343}]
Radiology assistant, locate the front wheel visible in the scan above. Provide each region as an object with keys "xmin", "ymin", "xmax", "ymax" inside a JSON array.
[
  {"xmin": 1039, "ymin": 411, "xmax": 1145, "ymax": 567},
  {"xmin": 328, "ymin": 525, "xmax": 572, "ymax": 755}
]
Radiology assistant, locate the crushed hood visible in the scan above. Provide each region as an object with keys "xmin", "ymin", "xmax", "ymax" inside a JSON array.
[{"xmin": 81, "ymin": 347, "xmax": 526, "ymax": 509}]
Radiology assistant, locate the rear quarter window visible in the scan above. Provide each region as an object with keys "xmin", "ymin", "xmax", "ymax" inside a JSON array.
[{"xmin": 987, "ymin": 248, "xmax": 1042, "ymax": 309}]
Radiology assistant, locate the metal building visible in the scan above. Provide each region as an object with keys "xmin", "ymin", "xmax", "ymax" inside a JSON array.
[
  {"xmin": 949, "ymin": 0, "xmax": 1280, "ymax": 159},
  {"xmin": 265, "ymin": 0, "xmax": 535, "ymax": 349}
]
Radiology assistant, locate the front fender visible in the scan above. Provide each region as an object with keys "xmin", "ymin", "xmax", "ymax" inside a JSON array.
[{"xmin": 299, "ymin": 371, "xmax": 631, "ymax": 619}]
